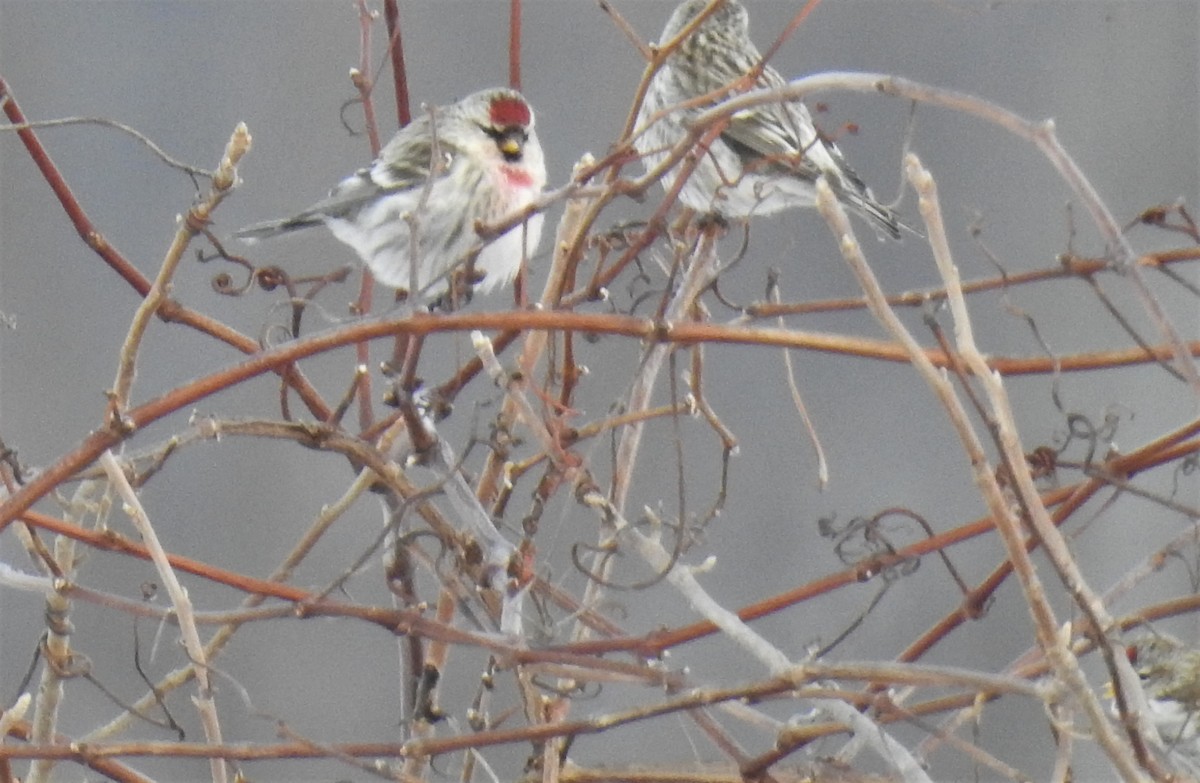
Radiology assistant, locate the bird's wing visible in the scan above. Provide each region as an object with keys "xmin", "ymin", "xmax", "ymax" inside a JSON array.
[
  {"xmin": 717, "ymin": 69, "xmax": 903, "ymax": 238},
  {"xmin": 298, "ymin": 115, "xmax": 450, "ymax": 222},
  {"xmin": 236, "ymin": 116, "xmax": 455, "ymax": 240},
  {"xmin": 717, "ymin": 67, "xmax": 832, "ymax": 180}
]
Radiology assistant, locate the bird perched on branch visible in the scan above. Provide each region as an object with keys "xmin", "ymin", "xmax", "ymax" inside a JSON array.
[
  {"xmin": 635, "ymin": 0, "xmax": 901, "ymax": 237},
  {"xmin": 1113, "ymin": 633, "xmax": 1200, "ymax": 774},
  {"xmin": 237, "ymin": 88, "xmax": 545, "ymax": 302}
]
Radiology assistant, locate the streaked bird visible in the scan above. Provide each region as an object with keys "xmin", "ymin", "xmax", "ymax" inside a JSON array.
[
  {"xmin": 1112, "ymin": 633, "xmax": 1200, "ymax": 775},
  {"xmin": 635, "ymin": 0, "xmax": 901, "ymax": 237},
  {"xmin": 238, "ymin": 88, "xmax": 546, "ymax": 302}
]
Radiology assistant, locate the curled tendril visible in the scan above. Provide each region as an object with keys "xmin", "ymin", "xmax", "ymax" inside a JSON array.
[
  {"xmin": 704, "ymin": 221, "xmax": 751, "ymax": 313},
  {"xmin": 819, "ymin": 511, "xmax": 921, "ymax": 582},
  {"xmin": 194, "ymin": 245, "xmax": 254, "ymax": 296},
  {"xmin": 1171, "ymin": 453, "xmax": 1200, "ymax": 500},
  {"xmin": 339, "ymin": 96, "xmax": 366, "ymax": 137},
  {"xmin": 1060, "ymin": 408, "xmax": 1125, "ymax": 466},
  {"xmin": 594, "ymin": 220, "xmax": 649, "ymax": 250},
  {"xmin": 194, "ymin": 249, "xmax": 255, "ymax": 298},
  {"xmin": 40, "ymin": 638, "xmax": 91, "ymax": 678},
  {"xmin": 628, "ymin": 284, "xmax": 668, "ymax": 316},
  {"xmin": 569, "ymin": 508, "xmax": 698, "ymax": 591},
  {"xmin": 570, "ymin": 539, "xmax": 623, "ymax": 588},
  {"xmin": 588, "ymin": 220, "xmax": 652, "ymax": 304},
  {"xmin": 210, "ymin": 271, "xmax": 234, "ymax": 294},
  {"xmin": 196, "ymin": 226, "xmax": 268, "ymax": 296},
  {"xmin": 209, "ymin": 270, "xmax": 250, "ymax": 296},
  {"xmin": 822, "ymin": 508, "xmax": 978, "ymax": 605},
  {"xmin": 241, "ymin": 264, "xmax": 351, "ymax": 340},
  {"xmin": 258, "ymin": 321, "xmax": 297, "ymax": 350},
  {"xmin": 255, "ymin": 265, "xmax": 289, "ymax": 292}
]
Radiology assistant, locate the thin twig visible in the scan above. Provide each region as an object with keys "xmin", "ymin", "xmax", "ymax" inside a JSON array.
[
  {"xmin": 0, "ymin": 116, "xmax": 212, "ymax": 178},
  {"xmin": 575, "ymin": 487, "xmax": 936, "ymax": 783},
  {"xmin": 699, "ymin": 71, "xmax": 1200, "ymax": 394},
  {"xmin": 109, "ymin": 123, "xmax": 251, "ymax": 417},
  {"xmin": 98, "ymin": 451, "xmax": 228, "ymax": 783},
  {"xmin": 769, "ymin": 271, "xmax": 828, "ymax": 488},
  {"xmin": 381, "ymin": 0, "xmax": 411, "ymax": 127},
  {"xmin": 509, "ymin": 0, "xmax": 523, "ymax": 90}
]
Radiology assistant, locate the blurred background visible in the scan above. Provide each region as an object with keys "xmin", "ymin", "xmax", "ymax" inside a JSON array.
[{"xmin": 2, "ymin": 2, "xmax": 1198, "ymax": 780}]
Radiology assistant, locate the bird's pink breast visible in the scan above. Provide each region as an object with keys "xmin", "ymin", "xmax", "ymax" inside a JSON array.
[{"xmin": 501, "ymin": 165, "xmax": 536, "ymax": 189}]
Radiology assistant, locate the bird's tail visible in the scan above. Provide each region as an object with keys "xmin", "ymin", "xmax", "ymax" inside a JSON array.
[
  {"xmin": 852, "ymin": 194, "xmax": 905, "ymax": 241},
  {"xmin": 823, "ymin": 163, "xmax": 913, "ymax": 241},
  {"xmin": 831, "ymin": 179, "xmax": 917, "ymax": 241},
  {"xmin": 235, "ymin": 213, "xmax": 325, "ymax": 242}
]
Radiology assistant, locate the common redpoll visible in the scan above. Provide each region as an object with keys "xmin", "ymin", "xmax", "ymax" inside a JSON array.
[
  {"xmin": 635, "ymin": 0, "xmax": 901, "ymax": 236},
  {"xmin": 1113, "ymin": 633, "xmax": 1200, "ymax": 773},
  {"xmin": 237, "ymin": 88, "xmax": 546, "ymax": 301}
]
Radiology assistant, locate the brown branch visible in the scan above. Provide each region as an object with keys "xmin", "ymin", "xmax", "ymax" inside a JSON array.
[
  {"xmin": 3, "ymin": 662, "xmax": 1036, "ymax": 765},
  {"xmin": 6, "ymin": 308, "xmax": 1200, "ymax": 534},
  {"xmin": 759, "ymin": 0, "xmax": 823, "ymax": 66},
  {"xmin": 110, "ymin": 123, "xmax": 251, "ymax": 416},
  {"xmin": 556, "ymin": 424, "xmax": 1200, "ymax": 659},
  {"xmin": 382, "ymin": 0, "xmax": 411, "ymax": 127},
  {"xmin": 745, "ymin": 249, "xmax": 1200, "ymax": 318},
  {"xmin": 509, "ymin": 0, "xmax": 522, "ymax": 90},
  {"xmin": 0, "ymin": 76, "xmax": 148, "ymax": 294},
  {"xmin": 700, "ymin": 71, "xmax": 1200, "ymax": 396},
  {"xmin": 0, "ymin": 74, "xmax": 333, "ymax": 421}
]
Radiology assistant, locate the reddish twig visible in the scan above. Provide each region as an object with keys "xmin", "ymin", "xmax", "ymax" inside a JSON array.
[
  {"xmin": 7, "ymin": 308, "xmax": 1200, "ymax": 533},
  {"xmin": 759, "ymin": 0, "xmax": 823, "ymax": 65},
  {"xmin": 382, "ymin": 0, "xmax": 411, "ymax": 127},
  {"xmin": 509, "ymin": 0, "xmax": 523, "ymax": 90},
  {"xmin": 0, "ymin": 74, "xmax": 333, "ymax": 421}
]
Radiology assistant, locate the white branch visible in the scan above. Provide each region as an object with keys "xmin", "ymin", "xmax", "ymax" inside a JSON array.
[{"xmin": 99, "ymin": 450, "xmax": 228, "ymax": 783}]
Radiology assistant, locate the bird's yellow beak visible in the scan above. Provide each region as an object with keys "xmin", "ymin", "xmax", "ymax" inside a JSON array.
[{"xmin": 499, "ymin": 137, "xmax": 522, "ymax": 158}]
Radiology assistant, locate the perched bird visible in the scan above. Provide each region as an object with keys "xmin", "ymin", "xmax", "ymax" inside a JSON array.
[
  {"xmin": 635, "ymin": 0, "xmax": 901, "ymax": 236},
  {"xmin": 237, "ymin": 88, "xmax": 546, "ymax": 302},
  {"xmin": 1114, "ymin": 633, "xmax": 1200, "ymax": 773}
]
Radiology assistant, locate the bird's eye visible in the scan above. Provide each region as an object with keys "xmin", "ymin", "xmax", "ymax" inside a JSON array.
[{"xmin": 482, "ymin": 126, "xmax": 526, "ymax": 162}]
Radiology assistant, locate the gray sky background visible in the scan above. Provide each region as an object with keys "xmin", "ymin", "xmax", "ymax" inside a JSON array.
[{"xmin": 2, "ymin": 3, "xmax": 1199, "ymax": 780}]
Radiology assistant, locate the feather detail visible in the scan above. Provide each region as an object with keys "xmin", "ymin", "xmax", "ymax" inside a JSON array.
[
  {"xmin": 636, "ymin": 0, "xmax": 905, "ymax": 237},
  {"xmin": 487, "ymin": 96, "xmax": 531, "ymax": 128},
  {"xmin": 234, "ymin": 87, "xmax": 545, "ymax": 302}
]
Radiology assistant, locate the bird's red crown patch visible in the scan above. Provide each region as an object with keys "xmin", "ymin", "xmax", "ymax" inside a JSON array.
[{"xmin": 489, "ymin": 96, "xmax": 531, "ymax": 128}]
